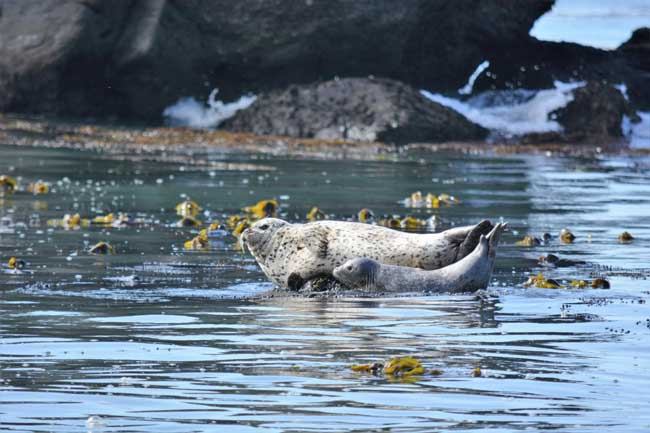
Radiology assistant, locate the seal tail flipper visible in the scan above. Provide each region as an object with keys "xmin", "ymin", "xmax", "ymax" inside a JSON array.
[
  {"xmin": 454, "ymin": 219, "xmax": 494, "ymax": 262},
  {"xmin": 486, "ymin": 222, "xmax": 506, "ymax": 259},
  {"xmin": 484, "ymin": 223, "xmax": 507, "ymax": 279}
]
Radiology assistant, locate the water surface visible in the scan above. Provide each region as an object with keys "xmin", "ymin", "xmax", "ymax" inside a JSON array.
[{"xmin": 1, "ymin": 144, "xmax": 650, "ymax": 432}]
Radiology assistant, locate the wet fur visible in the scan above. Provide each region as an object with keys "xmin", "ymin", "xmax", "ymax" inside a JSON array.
[
  {"xmin": 333, "ymin": 223, "xmax": 506, "ymax": 294},
  {"xmin": 241, "ymin": 218, "xmax": 493, "ymax": 289}
]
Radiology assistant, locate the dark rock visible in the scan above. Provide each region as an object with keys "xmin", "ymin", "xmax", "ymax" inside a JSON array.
[
  {"xmin": 617, "ymin": 28, "xmax": 650, "ymax": 110},
  {"xmin": 619, "ymin": 27, "xmax": 650, "ymax": 70},
  {"xmin": 2, "ymin": 1, "xmax": 647, "ymax": 122},
  {"xmin": 552, "ymin": 81, "xmax": 640, "ymax": 142},
  {"xmin": 221, "ymin": 78, "xmax": 488, "ymax": 144},
  {"xmin": 471, "ymin": 26, "xmax": 650, "ymax": 111},
  {"xmin": 0, "ymin": 0, "xmax": 552, "ymax": 121}
]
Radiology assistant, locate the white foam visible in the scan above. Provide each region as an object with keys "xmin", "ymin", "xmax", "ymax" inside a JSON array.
[
  {"xmin": 422, "ymin": 81, "xmax": 584, "ymax": 138},
  {"xmin": 623, "ymin": 112, "xmax": 650, "ymax": 149},
  {"xmin": 458, "ymin": 60, "xmax": 490, "ymax": 95},
  {"xmin": 163, "ymin": 88, "xmax": 256, "ymax": 128}
]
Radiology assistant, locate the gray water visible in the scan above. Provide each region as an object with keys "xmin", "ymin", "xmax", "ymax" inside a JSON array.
[{"xmin": 1, "ymin": 144, "xmax": 650, "ymax": 432}]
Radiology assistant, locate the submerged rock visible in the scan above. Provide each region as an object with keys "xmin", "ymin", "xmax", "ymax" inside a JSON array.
[
  {"xmin": 222, "ymin": 78, "xmax": 488, "ymax": 144},
  {"xmin": 552, "ymin": 81, "xmax": 640, "ymax": 142}
]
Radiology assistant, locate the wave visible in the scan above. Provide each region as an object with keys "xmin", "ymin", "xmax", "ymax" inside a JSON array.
[
  {"xmin": 422, "ymin": 81, "xmax": 650, "ymax": 148},
  {"xmin": 624, "ymin": 112, "xmax": 650, "ymax": 149},
  {"xmin": 421, "ymin": 81, "xmax": 583, "ymax": 138},
  {"xmin": 163, "ymin": 88, "xmax": 256, "ymax": 128}
]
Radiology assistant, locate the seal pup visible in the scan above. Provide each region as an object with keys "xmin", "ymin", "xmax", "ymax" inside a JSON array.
[
  {"xmin": 332, "ymin": 222, "xmax": 506, "ymax": 294},
  {"xmin": 240, "ymin": 218, "xmax": 494, "ymax": 289}
]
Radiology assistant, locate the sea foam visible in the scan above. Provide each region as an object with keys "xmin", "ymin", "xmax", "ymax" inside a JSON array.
[
  {"xmin": 421, "ymin": 81, "xmax": 583, "ymax": 138},
  {"xmin": 163, "ymin": 88, "xmax": 256, "ymax": 128},
  {"xmin": 624, "ymin": 112, "xmax": 650, "ymax": 149}
]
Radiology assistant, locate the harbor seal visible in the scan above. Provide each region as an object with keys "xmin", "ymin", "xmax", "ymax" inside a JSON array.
[
  {"xmin": 241, "ymin": 218, "xmax": 494, "ymax": 289},
  {"xmin": 332, "ymin": 222, "xmax": 505, "ymax": 293}
]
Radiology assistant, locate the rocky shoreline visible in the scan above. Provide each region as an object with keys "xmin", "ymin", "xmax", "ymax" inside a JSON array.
[
  {"xmin": 1, "ymin": 2, "xmax": 648, "ymax": 130},
  {"xmin": 1, "ymin": 115, "xmax": 647, "ymax": 164}
]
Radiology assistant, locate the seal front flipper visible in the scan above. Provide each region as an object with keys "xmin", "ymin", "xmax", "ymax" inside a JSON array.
[{"xmin": 454, "ymin": 220, "xmax": 494, "ymax": 262}]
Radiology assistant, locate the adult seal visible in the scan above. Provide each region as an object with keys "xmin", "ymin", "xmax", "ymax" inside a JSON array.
[
  {"xmin": 240, "ymin": 218, "xmax": 494, "ymax": 289},
  {"xmin": 333, "ymin": 223, "xmax": 505, "ymax": 293}
]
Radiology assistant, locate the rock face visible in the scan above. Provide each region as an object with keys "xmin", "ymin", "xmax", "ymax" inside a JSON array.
[
  {"xmin": 619, "ymin": 27, "xmax": 650, "ymax": 70},
  {"xmin": 1, "ymin": 1, "xmax": 648, "ymax": 122},
  {"xmin": 0, "ymin": 0, "xmax": 552, "ymax": 121},
  {"xmin": 552, "ymin": 82, "xmax": 639, "ymax": 141},
  {"xmin": 222, "ymin": 78, "xmax": 488, "ymax": 144}
]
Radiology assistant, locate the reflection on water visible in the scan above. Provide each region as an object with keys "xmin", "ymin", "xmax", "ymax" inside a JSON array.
[{"xmin": 1, "ymin": 144, "xmax": 650, "ymax": 432}]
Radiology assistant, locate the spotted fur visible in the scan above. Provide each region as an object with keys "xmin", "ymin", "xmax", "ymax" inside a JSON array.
[
  {"xmin": 333, "ymin": 223, "xmax": 506, "ymax": 293},
  {"xmin": 241, "ymin": 218, "xmax": 494, "ymax": 289}
]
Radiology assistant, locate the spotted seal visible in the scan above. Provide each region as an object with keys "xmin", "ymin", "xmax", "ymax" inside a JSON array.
[
  {"xmin": 332, "ymin": 222, "xmax": 505, "ymax": 293},
  {"xmin": 240, "ymin": 218, "xmax": 494, "ymax": 289}
]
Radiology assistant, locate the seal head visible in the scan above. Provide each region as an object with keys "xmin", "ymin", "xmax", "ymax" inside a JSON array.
[
  {"xmin": 240, "ymin": 218, "xmax": 289, "ymax": 258},
  {"xmin": 333, "ymin": 257, "xmax": 381, "ymax": 290}
]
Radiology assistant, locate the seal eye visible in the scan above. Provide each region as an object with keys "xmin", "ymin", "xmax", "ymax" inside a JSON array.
[
  {"xmin": 259, "ymin": 223, "xmax": 270, "ymax": 231},
  {"xmin": 346, "ymin": 265, "xmax": 353, "ymax": 271}
]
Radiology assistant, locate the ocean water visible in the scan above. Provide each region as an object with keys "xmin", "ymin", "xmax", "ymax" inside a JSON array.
[
  {"xmin": 1, "ymin": 145, "xmax": 650, "ymax": 432},
  {"xmin": 531, "ymin": 0, "xmax": 650, "ymax": 49}
]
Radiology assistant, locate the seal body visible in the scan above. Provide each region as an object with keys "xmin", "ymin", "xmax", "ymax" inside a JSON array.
[
  {"xmin": 241, "ymin": 218, "xmax": 493, "ymax": 289},
  {"xmin": 332, "ymin": 223, "xmax": 505, "ymax": 293}
]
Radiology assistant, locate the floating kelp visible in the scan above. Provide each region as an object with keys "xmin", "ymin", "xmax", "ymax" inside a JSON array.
[
  {"xmin": 403, "ymin": 191, "xmax": 459, "ymax": 208},
  {"xmin": 515, "ymin": 236, "xmax": 541, "ymax": 247},
  {"xmin": 590, "ymin": 278, "xmax": 611, "ymax": 289},
  {"xmin": 176, "ymin": 200, "xmax": 201, "ymax": 218},
  {"xmin": 203, "ymin": 223, "xmax": 228, "ymax": 237},
  {"xmin": 399, "ymin": 216, "xmax": 426, "ymax": 230},
  {"xmin": 47, "ymin": 213, "xmax": 90, "ymax": 230},
  {"xmin": 26, "ymin": 181, "xmax": 50, "ymax": 195},
  {"xmin": 8, "ymin": 257, "xmax": 25, "ymax": 270},
  {"xmin": 227, "ymin": 215, "xmax": 246, "ymax": 228},
  {"xmin": 89, "ymin": 242, "xmax": 115, "ymax": 255},
  {"xmin": 232, "ymin": 219, "xmax": 251, "ymax": 238},
  {"xmin": 350, "ymin": 362, "xmax": 384, "ymax": 374},
  {"xmin": 92, "ymin": 213, "xmax": 114, "ymax": 225},
  {"xmin": 184, "ymin": 232, "xmax": 210, "ymax": 250},
  {"xmin": 618, "ymin": 231, "xmax": 634, "ymax": 243},
  {"xmin": 357, "ymin": 208, "xmax": 375, "ymax": 223},
  {"xmin": 307, "ymin": 207, "xmax": 326, "ymax": 221},
  {"xmin": 0, "ymin": 175, "xmax": 17, "ymax": 194},
  {"xmin": 350, "ymin": 356, "xmax": 425, "ymax": 377},
  {"xmin": 523, "ymin": 273, "xmax": 563, "ymax": 289},
  {"xmin": 525, "ymin": 273, "xmax": 610, "ymax": 289},
  {"xmin": 383, "ymin": 357, "xmax": 425, "ymax": 376},
  {"xmin": 242, "ymin": 199, "xmax": 278, "ymax": 218},
  {"xmin": 378, "ymin": 218, "xmax": 401, "ymax": 229},
  {"xmin": 560, "ymin": 228, "xmax": 576, "ymax": 243}
]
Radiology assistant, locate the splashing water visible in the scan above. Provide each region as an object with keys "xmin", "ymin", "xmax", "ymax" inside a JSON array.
[
  {"xmin": 422, "ymin": 81, "xmax": 584, "ymax": 138},
  {"xmin": 163, "ymin": 88, "xmax": 256, "ymax": 128},
  {"xmin": 458, "ymin": 60, "xmax": 490, "ymax": 95},
  {"xmin": 624, "ymin": 111, "xmax": 650, "ymax": 149}
]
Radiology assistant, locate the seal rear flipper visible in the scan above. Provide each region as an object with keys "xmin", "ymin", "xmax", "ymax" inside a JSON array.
[
  {"xmin": 454, "ymin": 219, "xmax": 494, "ymax": 262},
  {"xmin": 486, "ymin": 222, "xmax": 506, "ymax": 259}
]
